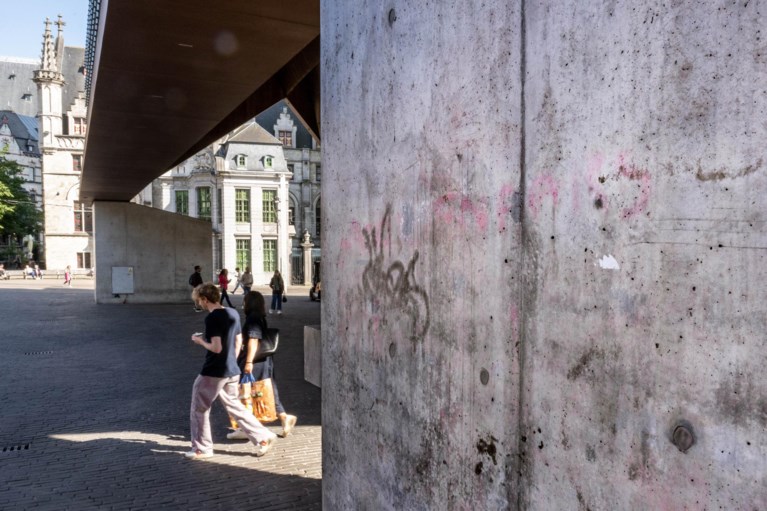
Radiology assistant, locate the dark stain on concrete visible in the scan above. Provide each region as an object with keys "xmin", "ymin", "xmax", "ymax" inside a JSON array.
[
  {"xmin": 567, "ymin": 347, "xmax": 604, "ymax": 381},
  {"xmin": 695, "ymin": 159, "xmax": 762, "ymax": 181},
  {"xmin": 715, "ymin": 375, "xmax": 767, "ymax": 427},
  {"xmin": 585, "ymin": 445, "xmax": 596, "ymax": 462},
  {"xmin": 477, "ymin": 436, "xmax": 498, "ymax": 465}
]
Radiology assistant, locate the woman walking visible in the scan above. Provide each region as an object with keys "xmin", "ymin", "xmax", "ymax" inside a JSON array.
[
  {"xmin": 218, "ymin": 269, "xmax": 234, "ymax": 308},
  {"xmin": 228, "ymin": 290, "xmax": 297, "ymax": 440},
  {"xmin": 186, "ymin": 283, "xmax": 277, "ymax": 460},
  {"xmin": 268, "ymin": 270, "xmax": 284, "ymax": 314}
]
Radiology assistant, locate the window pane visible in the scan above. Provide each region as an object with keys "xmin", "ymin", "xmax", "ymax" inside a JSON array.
[
  {"xmin": 235, "ymin": 189, "xmax": 250, "ymax": 222},
  {"xmin": 262, "ymin": 190, "xmax": 276, "ymax": 223},
  {"xmin": 315, "ymin": 200, "xmax": 321, "ymax": 237},
  {"xmin": 175, "ymin": 190, "xmax": 189, "ymax": 215},
  {"xmin": 278, "ymin": 130, "xmax": 292, "ymax": 146},
  {"xmin": 263, "ymin": 240, "xmax": 276, "ymax": 272},
  {"xmin": 197, "ymin": 187, "xmax": 211, "ymax": 221},
  {"xmin": 216, "ymin": 187, "xmax": 222, "ymax": 224},
  {"xmin": 236, "ymin": 238, "xmax": 251, "ymax": 270}
]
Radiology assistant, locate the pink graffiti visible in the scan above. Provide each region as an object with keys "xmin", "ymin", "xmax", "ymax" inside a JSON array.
[
  {"xmin": 527, "ymin": 174, "xmax": 559, "ymax": 217},
  {"xmin": 432, "ymin": 192, "xmax": 489, "ymax": 233},
  {"xmin": 617, "ymin": 162, "xmax": 651, "ymax": 219}
]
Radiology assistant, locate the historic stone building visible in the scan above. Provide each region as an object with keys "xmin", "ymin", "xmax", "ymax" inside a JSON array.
[
  {"xmin": 33, "ymin": 18, "xmax": 90, "ymax": 270},
  {"xmin": 255, "ymin": 101, "xmax": 322, "ymax": 283},
  {"xmin": 152, "ymin": 122, "xmax": 293, "ymax": 285}
]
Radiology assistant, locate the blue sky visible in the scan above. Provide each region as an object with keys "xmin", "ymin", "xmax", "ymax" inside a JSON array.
[{"xmin": 0, "ymin": 0, "xmax": 88, "ymax": 60}]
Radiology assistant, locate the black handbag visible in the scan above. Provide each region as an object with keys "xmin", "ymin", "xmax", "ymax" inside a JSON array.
[
  {"xmin": 254, "ymin": 328, "xmax": 279, "ymax": 362},
  {"xmin": 282, "ymin": 295, "xmax": 287, "ymax": 303}
]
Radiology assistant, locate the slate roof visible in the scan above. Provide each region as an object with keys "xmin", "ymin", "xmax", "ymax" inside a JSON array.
[
  {"xmin": 61, "ymin": 46, "xmax": 86, "ymax": 116},
  {"xmin": 0, "ymin": 57, "xmax": 39, "ymax": 117},
  {"xmin": 255, "ymin": 100, "xmax": 316, "ymax": 149},
  {"xmin": 227, "ymin": 121, "xmax": 282, "ymax": 145},
  {"xmin": 0, "ymin": 110, "xmax": 40, "ymax": 156}
]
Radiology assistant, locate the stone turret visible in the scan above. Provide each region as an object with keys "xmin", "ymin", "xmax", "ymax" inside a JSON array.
[{"xmin": 33, "ymin": 17, "xmax": 65, "ymax": 149}]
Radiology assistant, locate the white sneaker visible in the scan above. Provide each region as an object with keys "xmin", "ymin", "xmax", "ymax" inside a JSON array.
[
  {"xmin": 184, "ymin": 449, "xmax": 213, "ymax": 460},
  {"xmin": 280, "ymin": 415, "xmax": 297, "ymax": 438},
  {"xmin": 254, "ymin": 434, "xmax": 277, "ymax": 457},
  {"xmin": 277, "ymin": 310, "xmax": 282, "ymax": 315},
  {"xmin": 226, "ymin": 429, "xmax": 248, "ymax": 440},
  {"xmin": 269, "ymin": 310, "xmax": 273, "ymax": 314}
]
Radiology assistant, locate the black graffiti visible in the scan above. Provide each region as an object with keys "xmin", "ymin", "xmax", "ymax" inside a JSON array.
[{"xmin": 361, "ymin": 205, "xmax": 430, "ymax": 340}]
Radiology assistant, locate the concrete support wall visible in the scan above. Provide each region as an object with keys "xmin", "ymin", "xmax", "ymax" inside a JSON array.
[
  {"xmin": 93, "ymin": 202, "xmax": 212, "ymax": 304},
  {"xmin": 322, "ymin": 1, "xmax": 766, "ymax": 509}
]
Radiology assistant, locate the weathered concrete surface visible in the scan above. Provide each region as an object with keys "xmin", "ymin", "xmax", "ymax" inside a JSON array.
[
  {"xmin": 93, "ymin": 202, "xmax": 213, "ymax": 303},
  {"xmin": 322, "ymin": 1, "xmax": 767, "ymax": 509},
  {"xmin": 304, "ymin": 325, "xmax": 322, "ymax": 387}
]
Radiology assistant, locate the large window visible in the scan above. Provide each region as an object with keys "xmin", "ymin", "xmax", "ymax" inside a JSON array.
[
  {"xmin": 197, "ymin": 187, "xmax": 211, "ymax": 221},
  {"xmin": 262, "ymin": 189, "xmax": 276, "ymax": 223},
  {"xmin": 315, "ymin": 199, "xmax": 321, "ymax": 237},
  {"xmin": 236, "ymin": 238, "xmax": 251, "ymax": 270},
  {"xmin": 315, "ymin": 164, "xmax": 322, "ymax": 182},
  {"xmin": 216, "ymin": 188, "xmax": 222, "ymax": 224},
  {"xmin": 263, "ymin": 239, "xmax": 276, "ymax": 272},
  {"xmin": 235, "ymin": 189, "xmax": 250, "ymax": 222},
  {"xmin": 73, "ymin": 201, "xmax": 93, "ymax": 233},
  {"xmin": 76, "ymin": 252, "xmax": 92, "ymax": 269},
  {"xmin": 175, "ymin": 190, "xmax": 189, "ymax": 215},
  {"xmin": 278, "ymin": 130, "xmax": 292, "ymax": 146},
  {"xmin": 288, "ymin": 204, "xmax": 295, "ymax": 226}
]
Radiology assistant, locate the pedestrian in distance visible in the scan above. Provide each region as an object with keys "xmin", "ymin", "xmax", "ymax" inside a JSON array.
[
  {"xmin": 186, "ymin": 283, "xmax": 277, "ymax": 460},
  {"xmin": 232, "ymin": 267, "xmax": 242, "ymax": 294},
  {"xmin": 268, "ymin": 269, "xmax": 284, "ymax": 314},
  {"xmin": 189, "ymin": 265, "xmax": 204, "ymax": 311},
  {"xmin": 227, "ymin": 290, "xmax": 297, "ymax": 441},
  {"xmin": 240, "ymin": 266, "xmax": 254, "ymax": 296},
  {"xmin": 63, "ymin": 265, "xmax": 72, "ymax": 286},
  {"xmin": 218, "ymin": 268, "xmax": 234, "ymax": 308}
]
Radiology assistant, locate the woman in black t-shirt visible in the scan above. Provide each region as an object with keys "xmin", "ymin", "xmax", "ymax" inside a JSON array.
[{"xmin": 227, "ymin": 291, "xmax": 297, "ymax": 440}]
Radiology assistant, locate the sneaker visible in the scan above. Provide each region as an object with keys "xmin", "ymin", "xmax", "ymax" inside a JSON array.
[
  {"xmin": 184, "ymin": 449, "xmax": 213, "ymax": 460},
  {"xmin": 226, "ymin": 429, "xmax": 248, "ymax": 440},
  {"xmin": 280, "ymin": 415, "xmax": 297, "ymax": 438},
  {"xmin": 254, "ymin": 435, "xmax": 277, "ymax": 457},
  {"xmin": 268, "ymin": 310, "xmax": 274, "ymax": 314},
  {"xmin": 277, "ymin": 310, "xmax": 282, "ymax": 315}
]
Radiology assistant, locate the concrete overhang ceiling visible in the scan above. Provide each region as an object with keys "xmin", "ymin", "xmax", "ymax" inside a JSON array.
[{"xmin": 81, "ymin": 0, "xmax": 320, "ymax": 203}]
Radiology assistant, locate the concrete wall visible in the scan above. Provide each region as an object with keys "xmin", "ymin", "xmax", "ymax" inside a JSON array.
[
  {"xmin": 322, "ymin": 1, "xmax": 767, "ymax": 509},
  {"xmin": 93, "ymin": 201, "xmax": 213, "ymax": 304}
]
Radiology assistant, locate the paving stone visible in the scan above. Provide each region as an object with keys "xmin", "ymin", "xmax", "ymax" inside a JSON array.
[{"xmin": 0, "ymin": 281, "xmax": 322, "ymax": 510}]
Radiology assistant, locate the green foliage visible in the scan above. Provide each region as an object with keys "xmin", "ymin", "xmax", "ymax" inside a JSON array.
[{"xmin": 0, "ymin": 150, "xmax": 42, "ymax": 239}]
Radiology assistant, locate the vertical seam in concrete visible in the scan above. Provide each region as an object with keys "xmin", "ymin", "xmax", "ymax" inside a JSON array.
[{"xmin": 515, "ymin": 0, "xmax": 529, "ymax": 508}]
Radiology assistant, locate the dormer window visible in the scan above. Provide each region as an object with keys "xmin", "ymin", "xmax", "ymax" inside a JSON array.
[
  {"xmin": 21, "ymin": 93, "xmax": 32, "ymax": 101},
  {"xmin": 235, "ymin": 154, "xmax": 247, "ymax": 169},
  {"xmin": 263, "ymin": 156, "xmax": 273, "ymax": 169}
]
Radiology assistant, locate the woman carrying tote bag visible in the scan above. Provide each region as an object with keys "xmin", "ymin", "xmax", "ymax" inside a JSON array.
[{"xmin": 227, "ymin": 291, "xmax": 297, "ymax": 440}]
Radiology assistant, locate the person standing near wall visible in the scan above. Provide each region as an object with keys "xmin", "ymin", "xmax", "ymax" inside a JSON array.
[
  {"xmin": 189, "ymin": 265, "xmax": 203, "ymax": 311},
  {"xmin": 268, "ymin": 270, "xmax": 284, "ymax": 314},
  {"xmin": 240, "ymin": 266, "xmax": 254, "ymax": 296},
  {"xmin": 186, "ymin": 283, "xmax": 277, "ymax": 460}
]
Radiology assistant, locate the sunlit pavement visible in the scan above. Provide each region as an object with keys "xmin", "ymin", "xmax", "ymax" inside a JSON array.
[{"xmin": 0, "ymin": 280, "xmax": 322, "ymax": 510}]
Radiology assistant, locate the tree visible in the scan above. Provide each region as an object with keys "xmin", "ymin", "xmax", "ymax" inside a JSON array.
[{"xmin": 0, "ymin": 149, "xmax": 42, "ymax": 241}]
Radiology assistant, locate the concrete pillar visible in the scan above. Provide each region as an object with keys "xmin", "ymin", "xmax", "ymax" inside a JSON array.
[
  {"xmin": 322, "ymin": 1, "xmax": 767, "ymax": 509},
  {"xmin": 301, "ymin": 230, "xmax": 314, "ymax": 285},
  {"xmin": 93, "ymin": 201, "xmax": 212, "ymax": 303}
]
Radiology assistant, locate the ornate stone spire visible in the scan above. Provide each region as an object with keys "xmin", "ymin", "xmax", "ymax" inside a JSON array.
[{"xmin": 34, "ymin": 17, "xmax": 64, "ymax": 84}]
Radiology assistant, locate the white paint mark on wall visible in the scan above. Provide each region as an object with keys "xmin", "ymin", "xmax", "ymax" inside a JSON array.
[{"xmin": 598, "ymin": 254, "xmax": 620, "ymax": 270}]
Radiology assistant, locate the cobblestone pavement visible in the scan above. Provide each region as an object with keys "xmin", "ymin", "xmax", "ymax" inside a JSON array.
[{"xmin": 0, "ymin": 280, "xmax": 322, "ymax": 510}]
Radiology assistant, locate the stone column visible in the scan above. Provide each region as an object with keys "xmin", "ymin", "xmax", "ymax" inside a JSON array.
[{"xmin": 300, "ymin": 230, "xmax": 314, "ymax": 286}]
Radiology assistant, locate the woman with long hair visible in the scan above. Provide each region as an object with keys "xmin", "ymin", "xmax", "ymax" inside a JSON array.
[
  {"xmin": 218, "ymin": 268, "xmax": 234, "ymax": 308},
  {"xmin": 227, "ymin": 290, "xmax": 297, "ymax": 439}
]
